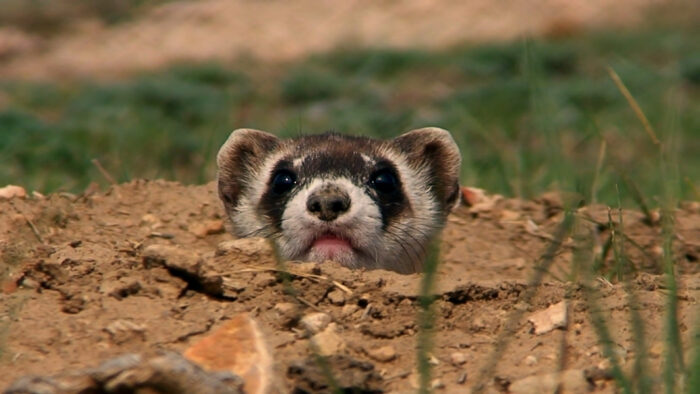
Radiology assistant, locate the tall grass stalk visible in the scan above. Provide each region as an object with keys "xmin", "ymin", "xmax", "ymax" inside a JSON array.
[
  {"xmin": 612, "ymin": 189, "xmax": 652, "ymax": 393},
  {"xmin": 576, "ymin": 212, "xmax": 633, "ymax": 393},
  {"xmin": 608, "ymin": 63, "xmax": 693, "ymax": 392},
  {"xmin": 688, "ymin": 314, "xmax": 700, "ymax": 393},
  {"xmin": 416, "ymin": 239, "xmax": 442, "ymax": 394},
  {"xmin": 590, "ymin": 140, "xmax": 607, "ymax": 205},
  {"xmin": 606, "ymin": 67, "xmax": 661, "ymax": 147},
  {"xmin": 661, "ymin": 208, "xmax": 683, "ymax": 393}
]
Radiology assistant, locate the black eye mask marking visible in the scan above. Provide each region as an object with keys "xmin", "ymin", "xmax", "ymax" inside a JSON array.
[
  {"xmin": 259, "ymin": 160, "xmax": 299, "ymax": 229},
  {"xmin": 366, "ymin": 161, "xmax": 408, "ymax": 228},
  {"xmin": 271, "ymin": 169, "xmax": 297, "ymax": 195}
]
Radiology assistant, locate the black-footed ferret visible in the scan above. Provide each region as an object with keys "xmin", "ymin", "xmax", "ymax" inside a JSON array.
[{"xmin": 216, "ymin": 127, "xmax": 461, "ymax": 274}]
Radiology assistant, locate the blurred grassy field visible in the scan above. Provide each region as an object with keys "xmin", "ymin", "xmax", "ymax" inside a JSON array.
[{"xmin": 1, "ymin": 25, "xmax": 698, "ymax": 206}]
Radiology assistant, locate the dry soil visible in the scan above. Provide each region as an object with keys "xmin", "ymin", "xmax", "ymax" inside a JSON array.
[{"xmin": 1, "ymin": 180, "xmax": 698, "ymax": 392}]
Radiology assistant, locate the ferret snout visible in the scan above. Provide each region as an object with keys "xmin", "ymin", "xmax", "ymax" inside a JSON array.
[{"xmin": 306, "ymin": 183, "xmax": 351, "ymax": 222}]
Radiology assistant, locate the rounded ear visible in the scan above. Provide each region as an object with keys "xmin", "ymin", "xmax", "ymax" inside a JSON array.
[
  {"xmin": 391, "ymin": 127, "xmax": 462, "ymax": 210},
  {"xmin": 217, "ymin": 128, "xmax": 280, "ymax": 209}
]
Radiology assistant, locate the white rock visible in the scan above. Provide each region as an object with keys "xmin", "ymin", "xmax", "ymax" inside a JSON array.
[
  {"xmin": 300, "ymin": 312, "xmax": 331, "ymax": 335},
  {"xmin": 428, "ymin": 354, "xmax": 440, "ymax": 365},
  {"xmin": 430, "ymin": 378, "xmax": 445, "ymax": 389},
  {"xmin": 528, "ymin": 301, "xmax": 567, "ymax": 335}
]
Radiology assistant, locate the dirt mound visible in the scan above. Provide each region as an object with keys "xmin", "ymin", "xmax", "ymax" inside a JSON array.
[
  {"xmin": 0, "ymin": 0, "xmax": 664, "ymax": 80},
  {"xmin": 1, "ymin": 180, "xmax": 698, "ymax": 392}
]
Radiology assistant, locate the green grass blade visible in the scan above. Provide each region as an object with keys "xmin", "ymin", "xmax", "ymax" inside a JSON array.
[
  {"xmin": 661, "ymin": 208, "xmax": 684, "ymax": 393},
  {"xmin": 417, "ymin": 238, "xmax": 442, "ymax": 394}
]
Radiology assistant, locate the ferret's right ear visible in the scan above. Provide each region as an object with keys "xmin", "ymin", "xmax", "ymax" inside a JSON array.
[{"xmin": 217, "ymin": 128, "xmax": 280, "ymax": 208}]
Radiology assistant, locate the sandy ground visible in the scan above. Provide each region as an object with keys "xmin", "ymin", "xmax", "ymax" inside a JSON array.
[
  {"xmin": 0, "ymin": 0, "xmax": 666, "ymax": 80},
  {"xmin": 1, "ymin": 181, "xmax": 698, "ymax": 392}
]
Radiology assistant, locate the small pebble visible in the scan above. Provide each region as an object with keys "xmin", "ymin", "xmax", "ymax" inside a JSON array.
[
  {"xmin": 524, "ymin": 355, "xmax": 537, "ymax": 366},
  {"xmin": 327, "ymin": 289, "xmax": 346, "ymax": 306},
  {"xmin": 450, "ymin": 352, "xmax": 467, "ymax": 366},
  {"xmin": 140, "ymin": 214, "xmax": 160, "ymax": 227},
  {"xmin": 340, "ymin": 304, "xmax": 359, "ymax": 317},
  {"xmin": 428, "ymin": 354, "xmax": 440, "ymax": 365},
  {"xmin": 457, "ymin": 372, "xmax": 467, "ymax": 384},
  {"xmin": 188, "ymin": 219, "xmax": 224, "ymax": 238},
  {"xmin": 649, "ymin": 342, "xmax": 664, "ymax": 358},
  {"xmin": 430, "ymin": 378, "xmax": 445, "ymax": 389}
]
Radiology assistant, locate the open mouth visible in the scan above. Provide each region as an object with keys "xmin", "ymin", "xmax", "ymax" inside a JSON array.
[{"xmin": 309, "ymin": 232, "xmax": 355, "ymax": 260}]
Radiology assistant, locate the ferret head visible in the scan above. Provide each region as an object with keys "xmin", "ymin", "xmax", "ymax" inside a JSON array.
[{"xmin": 216, "ymin": 128, "xmax": 461, "ymax": 274}]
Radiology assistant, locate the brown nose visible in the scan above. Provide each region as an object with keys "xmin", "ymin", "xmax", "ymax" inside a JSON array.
[{"xmin": 306, "ymin": 185, "xmax": 351, "ymax": 221}]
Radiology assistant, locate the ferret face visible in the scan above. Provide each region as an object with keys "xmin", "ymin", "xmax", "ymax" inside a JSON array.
[{"xmin": 216, "ymin": 128, "xmax": 461, "ymax": 274}]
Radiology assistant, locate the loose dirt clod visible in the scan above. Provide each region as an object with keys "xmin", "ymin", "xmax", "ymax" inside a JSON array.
[
  {"xmin": 366, "ymin": 345, "xmax": 397, "ymax": 362},
  {"xmin": 327, "ymin": 289, "xmax": 346, "ymax": 305},
  {"xmin": 311, "ymin": 323, "xmax": 346, "ymax": 356},
  {"xmin": 189, "ymin": 219, "xmax": 225, "ymax": 238},
  {"xmin": 142, "ymin": 244, "xmax": 202, "ymax": 276}
]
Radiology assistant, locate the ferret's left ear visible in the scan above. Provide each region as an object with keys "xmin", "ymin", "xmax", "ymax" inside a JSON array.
[{"xmin": 392, "ymin": 127, "xmax": 462, "ymax": 211}]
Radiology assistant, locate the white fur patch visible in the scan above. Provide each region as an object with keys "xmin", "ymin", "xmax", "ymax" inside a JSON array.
[{"xmin": 276, "ymin": 177, "xmax": 386, "ymax": 268}]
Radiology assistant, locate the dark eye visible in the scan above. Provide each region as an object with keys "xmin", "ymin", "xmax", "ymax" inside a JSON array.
[
  {"xmin": 271, "ymin": 170, "xmax": 297, "ymax": 194},
  {"xmin": 370, "ymin": 169, "xmax": 399, "ymax": 194}
]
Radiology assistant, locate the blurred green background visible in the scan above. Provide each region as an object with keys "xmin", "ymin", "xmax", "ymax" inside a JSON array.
[{"xmin": 0, "ymin": 4, "xmax": 698, "ymax": 207}]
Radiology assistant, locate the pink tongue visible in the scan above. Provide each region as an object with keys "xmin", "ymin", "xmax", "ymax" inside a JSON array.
[{"xmin": 312, "ymin": 235, "xmax": 352, "ymax": 258}]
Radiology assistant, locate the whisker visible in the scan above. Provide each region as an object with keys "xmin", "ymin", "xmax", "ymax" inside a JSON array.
[
  {"xmin": 393, "ymin": 225, "xmax": 429, "ymax": 255},
  {"xmin": 385, "ymin": 228, "xmax": 422, "ymax": 270},
  {"xmin": 386, "ymin": 231, "xmax": 416, "ymax": 268},
  {"xmin": 236, "ymin": 223, "xmax": 279, "ymax": 239}
]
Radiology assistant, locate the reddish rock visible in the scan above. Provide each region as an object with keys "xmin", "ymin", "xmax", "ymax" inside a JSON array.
[
  {"xmin": 0, "ymin": 185, "xmax": 26, "ymax": 200},
  {"xmin": 184, "ymin": 313, "xmax": 275, "ymax": 394}
]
